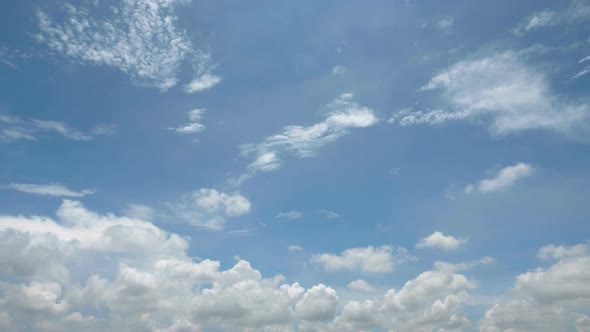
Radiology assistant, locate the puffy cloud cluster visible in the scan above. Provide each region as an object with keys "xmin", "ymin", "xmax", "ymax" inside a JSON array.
[{"xmin": 480, "ymin": 243, "xmax": 590, "ymax": 332}]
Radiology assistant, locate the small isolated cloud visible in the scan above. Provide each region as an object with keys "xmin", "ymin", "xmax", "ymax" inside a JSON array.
[
  {"xmin": 276, "ymin": 211, "xmax": 302, "ymax": 220},
  {"xmin": 466, "ymin": 162, "xmax": 534, "ymax": 194},
  {"xmin": 0, "ymin": 114, "xmax": 110, "ymax": 143},
  {"xmin": 4, "ymin": 183, "xmax": 94, "ymax": 197},
  {"xmin": 347, "ymin": 279, "xmax": 376, "ymax": 293},
  {"xmin": 319, "ymin": 210, "xmax": 340, "ymax": 219},
  {"xmin": 331, "ymin": 65, "xmax": 347, "ymax": 75},
  {"xmin": 165, "ymin": 188, "xmax": 251, "ymax": 230},
  {"xmin": 514, "ymin": 10, "xmax": 558, "ymax": 34},
  {"xmin": 232, "ymin": 93, "xmax": 379, "ymax": 185},
  {"xmin": 311, "ymin": 245, "xmax": 413, "ymax": 273},
  {"xmin": 169, "ymin": 109, "xmax": 206, "ymax": 134},
  {"xmin": 437, "ymin": 17, "xmax": 454, "ymax": 30},
  {"xmin": 184, "ymin": 73, "xmax": 222, "ymax": 93},
  {"xmin": 288, "ymin": 245, "xmax": 303, "ymax": 252},
  {"xmin": 416, "ymin": 231, "xmax": 467, "ymax": 251},
  {"xmin": 36, "ymin": 1, "xmax": 219, "ymax": 91},
  {"xmin": 389, "ymin": 51, "xmax": 590, "ymax": 140}
]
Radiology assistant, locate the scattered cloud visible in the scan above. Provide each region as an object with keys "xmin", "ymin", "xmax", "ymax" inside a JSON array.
[
  {"xmin": 275, "ymin": 210, "xmax": 302, "ymax": 220},
  {"xmin": 479, "ymin": 242, "xmax": 590, "ymax": 331},
  {"xmin": 36, "ymin": 0, "xmax": 219, "ymax": 91},
  {"xmin": 168, "ymin": 109, "xmax": 206, "ymax": 134},
  {"xmin": 0, "ymin": 114, "xmax": 110, "ymax": 143},
  {"xmin": 311, "ymin": 245, "xmax": 414, "ymax": 273},
  {"xmin": 165, "ymin": 188, "xmax": 251, "ymax": 230},
  {"xmin": 347, "ymin": 279, "xmax": 376, "ymax": 293},
  {"xmin": 416, "ymin": 231, "xmax": 467, "ymax": 251},
  {"xmin": 466, "ymin": 162, "xmax": 534, "ymax": 194},
  {"xmin": 390, "ymin": 51, "xmax": 590, "ymax": 139},
  {"xmin": 3, "ymin": 183, "xmax": 95, "ymax": 197},
  {"xmin": 537, "ymin": 243, "xmax": 588, "ymax": 260},
  {"xmin": 232, "ymin": 93, "xmax": 379, "ymax": 185},
  {"xmin": 514, "ymin": 10, "xmax": 559, "ymax": 34},
  {"xmin": 184, "ymin": 73, "xmax": 222, "ymax": 93},
  {"xmin": 288, "ymin": 245, "xmax": 303, "ymax": 252}
]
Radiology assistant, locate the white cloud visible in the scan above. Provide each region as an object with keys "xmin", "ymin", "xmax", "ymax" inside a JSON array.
[
  {"xmin": 169, "ymin": 109, "xmax": 206, "ymax": 134},
  {"xmin": 311, "ymin": 245, "xmax": 413, "ymax": 273},
  {"xmin": 466, "ymin": 162, "xmax": 534, "ymax": 194},
  {"xmin": 0, "ymin": 114, "xmax": 109, "ymax": 143},
  {"xmin": 479, "ymin": 242, "xmax": 590, "ymax": 331},
  {"xmin": 514, "ymin": 10, "xmax": 558, "ymax": 34},
  {"xmin": 330, "ymin": 65, "xmax": 347, "ymax": 75},
  {"xmin": 0, "ymin": 201, "xmax": 357, "ymax": 331},
  {"xmin": 433, "ymin": 257, "xmax": 495, "ymax": 272},
  {"xmin": 347, "ymin": 279, "xmax": 376, "ymax": 293},
  {"xmin": 184, "ymin": 73, "xmax": 222, "ymax": 93},
  {"xmin": 288, "ymin": 245, "xmax": 303, "ymax": 252},
  {"xmin": 391, "ymin": 51, "xmax": 590, "ymax": 139},
  {"xmin": 233, "ymin": 93, "xmax": 379, "ymax": 185},
  {"xmin": 416, "ymin": 231, "xmax": 467, "ymax": 251},
  {"xmin": 37, "ymin": 0, "xmax": 219, "ymax": 91},
  {"xmin": 537, "ymin": 243, "xmax": 588, "ymax": 260},
  {"xmin": 4, "ymin": 183, "xmax": 95, "ymax": 197},
  {"xmin": 319, "ymin": 210, "xmax": 340, "ymax": 219},
  {"xmin": 513, "ymin": 0, "xmax": 590, "ymax": 35},
  {"xmin": 437, "ymin": 17, "xmax": 454, "ymax": 30},
  {"xmin": 275, "ymin": 211, "xmax": 302, "ymax": 220},
  {"xmin": 165, "ymin": 188, "xmax": 251, "ymax": 230}
]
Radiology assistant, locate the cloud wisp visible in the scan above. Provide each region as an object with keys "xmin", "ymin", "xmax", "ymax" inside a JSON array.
[
  {"xmin": 0, "ymin": 114, "xmax": 111, "ymax": 143},
  {"xmin": 3, "ymin": 183, "xmax": 95, "ymax": 197},
  {"xmin": 232, "ymin": 93, "xmax": 379, "ymax": 186}
]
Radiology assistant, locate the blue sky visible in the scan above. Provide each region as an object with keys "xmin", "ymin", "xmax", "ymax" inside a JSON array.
[{"xmin": 1, "ymin": 0, "xmax": 590, "ymax": 331}]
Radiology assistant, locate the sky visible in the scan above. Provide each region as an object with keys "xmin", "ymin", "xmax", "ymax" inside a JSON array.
[{"xmin": 0, "ymin": 0, "xmax": 590, "ymax": 331}]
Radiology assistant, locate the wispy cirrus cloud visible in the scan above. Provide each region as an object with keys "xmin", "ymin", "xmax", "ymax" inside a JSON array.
[
  {"xmin": 36, "ymin": 0, "xmax": 220, "ymax": 91},
  {"xmin": 0, "ymin": 114, "xmax": 112, "ymax": 143},
  {"xmin": 513, "ymin": 0, "xmax": 590, "ymax": 35},
  {"xmin": 3, "ymin": 183, "xmax": 95, "ymax": 197},
  {"xmin": 232, "ymin": 93, "xmax": 379, "ymax": 186},
  {"xmin": 465, "ymin": 162, "xmax": 534, "ymax": 194}
]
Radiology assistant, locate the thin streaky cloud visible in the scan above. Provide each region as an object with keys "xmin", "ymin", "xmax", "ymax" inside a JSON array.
[{"xmin": 4, "ymin": 183, "xmax": 95, "ymax": 197}]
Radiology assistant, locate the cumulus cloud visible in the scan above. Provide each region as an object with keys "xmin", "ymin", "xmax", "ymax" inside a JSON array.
[
  {"xmin": 389, "ymin": 51, "xmax": 590, "ymax": 139},
  {"xmin": 232, "ymin": 93, "xmax": 378, "ymax": 185},
  {"xmin": 0, "ymin": 201, "xmax": 356, "ymax": 331},
  {"xmin": 36, "ymin": 0, "xmax": 219, "ymax": 91},
  {"xmin": 168, "ymin": 109, "xmax": 206, "ymax": 134},
  {"xmin": 311, "ymin": 245, "xmax": 413, "ymax": 273},
  {"xmin": 416, "ymin": 231, "xmax": 467, "ymax": 251},
  {"xmin": 3, "ymin": 183, "xmax": 95, "ymax": 197},
  {"xmin": 165, "ymin": 188, "xmax": 251, "ymax": 230},
  {"xmin": 466, "ymin": 162, "xmax": 534, "ymax": 193},
  {"xmin": 479, "ymin": 242, "xmax": 590, "ymax": 331},
  {"xmin": 0, "ymin": 114, "xmax": 109, "ymax": 143}
]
